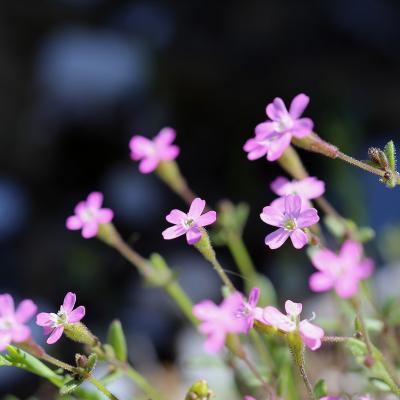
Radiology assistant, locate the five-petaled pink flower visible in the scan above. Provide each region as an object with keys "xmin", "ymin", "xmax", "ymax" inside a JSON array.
[
  {"xmin": 270, "ymin": 176, "xmax": 325, "ymax": 209},
  {"xmin": 162, "ymin": 198, "xmax": 216, "ymax": 245},
  {"xmin": 263, "ymin": 300, "xmax": 324, "ymax": 351},
  {"xmin": 36, "ymin": 292, "xmax": 85, "ymax": 345},
  {"xmin": 260, "ymin": 194, "xmax": 319, "ymax": 250},
  {"xmin": 244, "ymin": 93, "xmax": 313, "ymax": 162},
  {"xmin": 0, "ymin": 294, "xmax": 37, "ymax": 351},
  {"xmin": 235, "ymin": 287, "xmax": 264, "ymax": 332},
  {"xmin": 309, "ymin": 240, "xmax": 374, "ymax": 299},
  {"xmin": 193, "ymin": 292, "xmax": 248, "ymax": 353},
  {"xmin": 129, "ymin": 127, "xmax": 180, "ymax": 174},
  {"xmin": 66, "ymin": 192, "xmax": 114, "ymax": 239}
]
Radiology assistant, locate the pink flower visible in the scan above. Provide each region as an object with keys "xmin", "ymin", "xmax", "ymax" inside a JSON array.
[
  {"xmin": 270, "ymin": 176, "xmax": 325, "ymax": 208},
  {"xmin": 309, "ymin": 240, "xmax": 374, "ymax": 299},
  {"xmin": 66, "ymin": 192, "xmax": 114, "ymax": 239},
  {"xmin": 243, "ymin": 397, "xmax": 256, "ymax": 400},
  {"xmin": 263, "ymin": 300, "xmax": 324, "ymax": 351},
  {"xmin": 235, "ymin": 288, "xmax": 264, "ymax": 332},
  {"xmin": 162, "ymin": 198, "xmax": 216, "ymax": 245},
  {"xmin": 244, "ymin": 93, "xmax": 313, "ymax": 162},
  {"xmin": 193, "ymin": 292, "xmax": 248, "ymax": 353},
  {"xmin": 36, "ymin": 292, "xmax": 85, "ymax": 345},
  {"xmin": 129, "ymin": 127, "xmax": 180, "ymax": 174},
  {"xmin": 260, "ymin": 194, "xmax": 319, "ymax": 250},
  {"xmin": 0, "ymin": 294, "xmax": 37, "ymax": 351}
]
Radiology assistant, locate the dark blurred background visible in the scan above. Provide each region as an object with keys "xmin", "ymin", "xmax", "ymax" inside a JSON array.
[{"xmin": 1, "ymin": 0, "xmax": 400, "ymax": 397}]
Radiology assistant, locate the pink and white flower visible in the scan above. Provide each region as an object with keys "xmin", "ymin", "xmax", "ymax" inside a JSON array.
[
  {"xmin": 244, "ymin": 93, "xmax": 313, "ymax": 162},
  {"xmin": 270, "ymin": 176, "xmax": 325, "ymax": 208},
  {"xmin": 66, "ymin": 192, "xmax": 114, "ymax": 239},
  {"xmin": 193, "ymin": 292, "xmax": 248, "ymax": 353},
  {"xmin": 263, "ymin": 300, "xmax": 324, "ymax": 351},
  {"xmin": 162, "ymin": 198, "xmax": 216, "ymax": 245},
  {"xmin": 129, "ymin": 127, "xmax": 180, "ymax": 174},
  {"xmin": 309, "ymin": 240, "xmax": 374, "ymax": 299},
  {"xmin": 260, "ymin": 194, "xmax": 319, "ymax": 250},
  {"xmin": 0, "ymin": 294, "xmax": 37, "ymax": 351},
  {"xmin": 36, "ymin": 292, "xmax": 85, "ymax": 345}
]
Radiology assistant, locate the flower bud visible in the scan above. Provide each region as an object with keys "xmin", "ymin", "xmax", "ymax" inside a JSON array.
[{"xmin": 64, "ymin": 322, "xmax": 99, "ymax": 347}]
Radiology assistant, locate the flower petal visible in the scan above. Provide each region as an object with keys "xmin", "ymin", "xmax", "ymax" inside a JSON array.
[
  {"xmin": 254, "ymin": 121, "xmax": 275, "ymax": 138},
  {"xmin": 289, "ymin": 93, "xmax": 309, "ymax": 119},
  {"xmin": 300, "ymin": 319, "xmax": 324, "ymax": 351},
  {"xmin": 87, "ymin": 192, "xmax": 103, "ymax": 209},
  {"xmin": 139, "ymin": 156, "xmax": 159, "ymax": 174},
  {"xmin": 129, "ymin": 136, "xmax": 154, "ymax": 159},
  {"xmin": 161, "ymin": 145, "xmax": 180, "ymax": 161},
  {"xmin": 162, "ymin": 225, "xmax": 187, "ymax": 240},
  {"xmin": 294, "ymin": 177, "xmax": 325, "ymax": 199},
  {"xmin": 63, "ymin": 292, "xmax": 76, "ymax": 314},
  {"xmin": 284, "ymin": 195, "xmax": 302, "ymax": 217},
  {"xmin": 285, "ymin": 300, "xmax": 302, "ymax": 317},
  {"xmin": 297, "ymin": 208, "xmax": 319, "ymax": 228},
  {"xmin": 36, "ymin": 312, "xmax": 53, "ymax": 327},
  {"xmin": 260, "ymin": 206, "xmax": 284, "ymax": 227},
  {"xmin": 66, "ymin": 215, "xmax": 83, "ymax": 230},
  {"xmin": 68, "ymin": 306, "xmax": 85, "ymax": 323},
  {"xmin": 0, "ymin": 294, "xmax": 14, "ymax": 317},
  {"xmin": 291, "ymin": 118, "xmax": 313, "ymax": 138},
  {"xmin": 47, "ymin": 326, "xmax": 64, "ymax": 344},
  {"xmin": 203, "ymin": 329, "xmax": 226, "ymax": 353},
  {"xmin": 188, "ymin": 198, "xmax": 206, "ymax": 220},
  {"xmin": 266, "ymin": 133, "xmax": 291, "ymax": 161},
  {"xmin": 193, "ymin": 300, "xmax": 220, "ymax": 321},
  {"xmin": 186, "ymin": 227, "xmax": 202, "ymax": 245},
  {"xmin": 263, "ymin": 306, "xmax": 295, "ymax": 332},
  {"xmin": 248, "ymin": 288, "xmax": 260, "ymax": 308},
  {"xmin": 166, "ymin": 209, "xmax": 187, "ymax": 224},
  {"xmin": 154, "ymin": 127, "xmax": 176, "ymax": 147},
  {"xmin": 196, "ymin": 211, "xmax": 217, "ymax": 227},
  {"xmin": 15, "ymin": 300, "xmax": 37, "ymax": 323},
  {"xmin": 290, "ymin": 229, "xmax": 308, "ymax": 249},
  {"xmin": 11, "ymin": 325, "xmax": 31, "ymax": 343},
  {"xmin": 340, "ymin": 240, "xmax": 362, "ymax": 264},
  {"xmin": 309, "ymin": 272, "xmax": 335, "ymax": 293},
  {"xmin": 96, "ymin": 209, "xmax": 114, "ymax": 224},
  {"xmin": 356, "ymin": 258, "xmax": 374, "ymax": 280},
  {"xmin": 0, "ymin": 333, "xmax": 12, "ymax": 351},
  {"xmin": 266, "ymin": 97, "xmax": 288, "ymax": 121},
  {"xmin": 335, "ymin": 275, "xmax": 359, "ymax": 299},
  {"xmin": 270, "ymin": 176, "xmax": 291, "ymax": 196},
  {"xmin": 265, "ymin": 228, "xmax": 290, "ymax": 249},
  {"xmin": 311, "ymin": 248, "xmax": 338, "ymax": 272},
  {"xmin": 82, "ymin": 220, "xmax": 99, "ymax": 239}
]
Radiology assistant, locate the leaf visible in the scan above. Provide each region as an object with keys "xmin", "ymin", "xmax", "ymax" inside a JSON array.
[
  {"xmin": 60, "ymin": 380, "xmax": 84, "ymax": 395},
  {"xmin": 324, "ymin": 215, "xmax": 346, "ymax": 238},
  {"xmin": 313, "ymin": 379, "xmax": 328, "ymax": 398},
  {"xmin": 107, "ymin": 320, "xmax": 128, "ymax": 362},
  {"xmin": 384, "ymin": 140, "xmax": 397, "ymax": 171}
]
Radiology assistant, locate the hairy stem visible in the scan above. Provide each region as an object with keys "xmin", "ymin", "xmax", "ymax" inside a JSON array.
[{"xmin": 87, "ymin": 376, "xmax": 120, "ymax": 400}]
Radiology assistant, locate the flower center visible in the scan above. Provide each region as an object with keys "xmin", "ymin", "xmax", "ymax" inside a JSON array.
[
  {"xmin": 284, "ymin": 217, "xmax": 297, "ymax": 231},
  {"xmin": 276, "ymin": 114, "xmax": 294, "ymax": 132},
  {"xmin": 50, "ymin": 306, "xmax": 68, "ymax": 327},
  {"xmin": 183, "ymin": 218, "xmax": 194, "ymax": 229},
  {"xmin": 81, "ymin": 207, "xmax": 96, "ymax": 223},
  {"xmin": 0, "ymin": 317, "xmax": 15, "ymax": 330}
]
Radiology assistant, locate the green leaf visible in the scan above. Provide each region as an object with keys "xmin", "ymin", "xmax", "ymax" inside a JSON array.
[
  {"xmin": 60, "ymin": 379, "xmax": 84, "ymax": 395},
  {"xmin": 107, "ymin": 320, "xmax": 128, "ymax": 362},
  {"xmin": 313, "ymin": 379, "xmax": 328, "ymax": 398},
  {"xmin": 323, "ymin": 215, "xmax": 346, "ymax": 238}
]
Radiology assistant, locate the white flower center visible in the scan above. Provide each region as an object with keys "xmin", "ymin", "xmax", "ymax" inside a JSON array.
[
  {"xmin": 81, "ymin": 207, "xmax": 96, "ymax": 223},
  {"xmin": 0, "ymin": 317, "xmax": 15, "ymax": 330},
  {"xmin": 276, "ymin": 114, "xmax": 294, "ymax": 132},
  {"xmin": 284, "ymin": 217, "xmax": 297, "ymax": 231},
  {"xmin": 183, "ymin": 218, "xmax": 194, "ymax": 229},
  {"xmin": 50, "ymin": 306, "xmax": 69, "ymax": 327}
]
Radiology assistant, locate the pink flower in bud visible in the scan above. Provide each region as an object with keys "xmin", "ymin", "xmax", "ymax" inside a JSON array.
[
  {"xmin": 263, "ymin": 300, "xmax": 324, "ymax": 351},
  {"xmin": 129, "ymin": 127, "xmax": 180, "ymax": 174},
  {"xmin": 193, "ymin": 292, "xmax": 248, "ymax": 353},
  {"xmin": 244, "ymin": 93, "xmax": 313, "ymax": 162},
  {"xmin": 36, "ymin": 292, "xmax": 85, "ymax": 345},
  {"xmin": 260, "ymin": 194, "xmax": 319, "ymax": 250},
  {"xmin": 162, "ymin": 198, "xmax": 216, "ymax": 245},
  {"xmin": 309, "ymin": 240, "xmax": 374, "ymax": 299},
  {"xmin": 66, "ymin": 192, "xmax": 114, "ymax": 239},
  {"xmin": 0, "ymin": 294, "xmax": 37, "ymax": 351},
  {"xmin": 270, "ymin": 176, "xmax": 325, "ymax": 208}
]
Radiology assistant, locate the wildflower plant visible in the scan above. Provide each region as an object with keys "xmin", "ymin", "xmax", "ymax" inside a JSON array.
[{"xmin": 2, "ymin": 93, "xmax": 400, "ymax": 400}]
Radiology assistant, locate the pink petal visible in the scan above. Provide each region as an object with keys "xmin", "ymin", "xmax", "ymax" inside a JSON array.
[
  {"xmin": 266, "ymin": 97, "xmax": 288, "ymax": 121},
  {"xmin": 356, "ymin": 258, "xmax": 374, "ymax": 280},
  {"xmin": 15, "ymin": 300, "xmax": 37, "ymax": 323},
  {"xmin": 254, "ymin": 121, "xmax": 275, "ymax": 138},
  {"xmin": 68, "ymin": 306, "xmax": 85, "ymax": 323},
  {"xmin": 96, "ymin": 209, "xmax": 114, "ymax": 224},
  {"xmin": 294, "ymin": 177, "xmax": 325, "ymax": 199},
  {"xmin": 263, "ymin": 306, "xmax": 295, "ymax": 332},
  {"xmin": 154, "ymin": 127, "xmax": 176, "ymax": 147},
  {"xmin": 335, "ymin": 275, "xmax": 359, "ymax": 299},
  {"xmin": 284, "ymin": 195, "xmax": 302, "ymax": 217},
  {"xmin": 270, "ymin": 176, "xmax": 290, "ymax": 196},
  {"xmin": 196, "ymin": 211, "xmax": 217, "ymax": 227},
  {"xmin": 265, "ymin": 133, "xmax": 291, "ymax": 161},
  {"xmin": 311, "ymin": 248, "xmax": 338, "ymax": 272},
  {"xmin": 63, "ymin": 292, "xmax": 76, "ymax": 314},
  {"xmin": 248, "ymin": 288, "xmax": 260, "ymax": 308},
  {"xmin": 0, "ymin": 294, "xmax": 14, "ymax": 317},
  {"xmin": 309, "ymin": 272, "xmax": 335, "ymax": 292},
  {"xmin": 193, "ymin": 300, "xmax": 220, "ymax": 321},
  {"xmin": 0, "ymin": 333, "xmax": 12, "ymax": 351},
  {"xmin": 300, "ymin": 320, "xmax": 324, "ymax": 351},
  {"xmin": 47, "ymin": 326, "xmax": 64, "ymax": 344},
  {"xmin": 139, "ymin": 156, "xmax": 159, "ymax": 174},
  {"xmin": 260, "ymin": 206, "xmax": 284, "ymax": 227},
  {"xmin": 161, "ymin": 145, "xmax": 180, "ymax": 161},
  {"xmin": 186, "ymin": 227, "xmax": 202, "ymax": 245},
  {"xmin": 66, "ymin": 215, "xmax": 83, "ymax": 230},
  {"xmin": 291, "ymin": 118, "xmax": 313, "ymax": 138},
  {"xmin": 269, "ymin": 197, "xmax": 286, "ymax": 212},
  {"xmin": 129, "ymin": 136, "xmax": 154, "ymax": 159},
  {"xmin": 243, "ymin": 138, "xmax": 269, "ymax": 160},
  {"xmin": 265, "ymin": 228, "xmax": 290, "ymax": 249},
  {"xmin": 296, "ymin": 208, "xmax": 319, "ymax": 228},
  {"xmin": 289, "ymin": 93, "xmax": 310, "ymax": 119},
  {"xmin": 74, "ymin": 201, "xmax": 87, "ymax": 216},
  {"xmin": 340, "ymin": 240, "xmax": 362, "ymax": 264},
  {"xmin": 188, "ymin": 198, "xmax": 206, "ymax": 220},
  {"xmin": 86, "ymin": 192, "xmax": 103, "ymax": 209},
  {"xmin": 290, "ymin": 229, "xmax": 308, "ymax": 249},
  {"xmin": 166, "ymin": 209, "xmax": 187, "ymax": 224},
  {"xmin": 285, "ymin": 300, "xmax": 302, "ymax": 317},
  {"xmin": 82, "ymin": 220, "xmax": 99, "ymax": 239},
  {"xmin": 36, "ymin": 312, "xmax": 53, "ymax": 327},
  {"xmin": 11, "ymin": 325, "xmax": 31, "ymax": 343},
  {"xmin": 162, "ymin": 225, "xmax": 187, "ymax": 240},
  {"xmin": 203, "ymin": 329, "xmax": 226, "ymax": 353}
]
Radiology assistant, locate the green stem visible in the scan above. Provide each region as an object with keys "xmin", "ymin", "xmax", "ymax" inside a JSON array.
[
  {"xmin": 351, "ymin": 297, "xmax": 374, "ymax": 357},
  {"xmin": 87, "ymin": 376, "xmax": 120, "ymax": 400},
  {"xmin": 123, "ymin": 365, "xmax": 163, "ymax": 400}
]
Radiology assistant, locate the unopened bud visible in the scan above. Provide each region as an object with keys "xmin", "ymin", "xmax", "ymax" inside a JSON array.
[{"xmin": 364, "ymin": 353, "xmax": 375, "ymax": 368}]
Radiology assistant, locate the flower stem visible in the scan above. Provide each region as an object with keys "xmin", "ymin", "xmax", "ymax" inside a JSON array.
[
  {"xmin": 87, "ymin": 376, "xmax": 120, "ymax": 400},
  {"xmin": 123, "ymin": 365, "xmax": 163, "ymax": 400}
]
